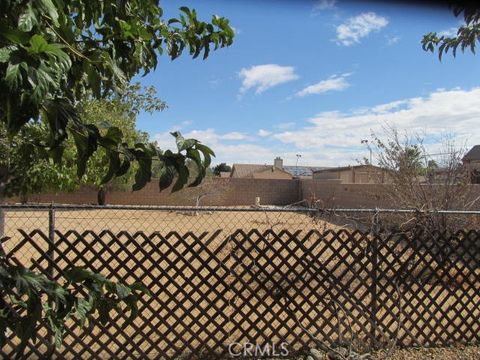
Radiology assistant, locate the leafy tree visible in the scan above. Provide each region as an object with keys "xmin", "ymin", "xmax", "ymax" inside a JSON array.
[
  {"xmin": 212, "ymin": 163, "xmax": 232, "ymax": 176},
  {"xmin": 0, "ymin": 121, "xmax": 77, "ymax": 202},
  {"xmin": 422, "ymin": 3, "xmax": 480, "ymax": 59},
  {"xmin": 0, "ymin": 1, "xmax": 234, "ymax": 355},
  {"xmin": 1, "ymin": 83, "xmax": 166, "ymax": 204},
  {"xmin": 72, "ymin": 83, "xmax": 165, "ymax": 204},
  {"xmin": 0, "ymin": 0, "xmax": 234, "ymax": 197}
]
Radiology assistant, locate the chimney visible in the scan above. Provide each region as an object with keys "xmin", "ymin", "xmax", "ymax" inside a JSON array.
[{"xmin": 274, "ymin": 157, "xmax": 283, "ymax": 169}]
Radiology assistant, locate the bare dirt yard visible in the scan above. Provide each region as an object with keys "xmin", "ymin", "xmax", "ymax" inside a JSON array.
[{"xmin": 371, "ymin": 345, "xmax": 480, "ymax": 359}]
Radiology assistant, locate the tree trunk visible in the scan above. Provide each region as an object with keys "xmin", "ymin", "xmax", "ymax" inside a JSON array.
[{"xmin": 97, "ymin": 188, "xmax": 106, "ymax": 205}]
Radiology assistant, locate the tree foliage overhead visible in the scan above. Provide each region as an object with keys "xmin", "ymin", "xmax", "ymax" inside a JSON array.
[
  {"xmin": 422, "ymin": 3, "xmax": 480, "ymax": 60},
  {"xmin": 0, "ymin": 83, "xmax": 165, "ymax": 201},
  {"xmin": 0, "ymin": 1, "xmax": 234, "ymax": 354},
  {"xmin": 0, "ymin": 0, "xmax": 234, "ymax": 195}
]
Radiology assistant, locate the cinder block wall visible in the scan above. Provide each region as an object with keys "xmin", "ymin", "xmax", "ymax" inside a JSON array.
[
  {"xmin": 4, "ymin": 179, "xmax": 480, "ymax": 209},
  {"xmin": 299, "ymin": 180, "xmax": 390, "ymax": 208},
  {"xmin": 4, "ymin": 178, "xmax": 301, "ymax": 206}
]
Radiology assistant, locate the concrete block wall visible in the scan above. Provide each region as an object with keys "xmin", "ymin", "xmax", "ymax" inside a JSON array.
[
  {"xmin": 5, "ymin": 178, "xmax": 301, "ymax": 206},
  {"xmin": 299, "ymin": 180, "xmax": 390, "ymax": 208},
  {"xmin": 4, "ymin": 179, "xmax": 480, "ymax": 209}
]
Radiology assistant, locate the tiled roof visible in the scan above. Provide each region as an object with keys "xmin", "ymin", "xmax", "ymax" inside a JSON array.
[{"xmin": 463, "ymin": 145, "xmax": 480, "ymax": 161}]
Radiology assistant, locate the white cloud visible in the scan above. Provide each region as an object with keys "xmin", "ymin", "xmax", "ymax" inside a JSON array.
[
  {"xmin": 371, "ymin": 100, "xmax": 408, "ymax": 114},
  {"xmin": 154, "ymin": 128, "xmax": 275, "ymax": 165},
  {"xmin": 295, "ymin": 73, "xmax": 351, "ymax": 97},
  {"xmin": 154, "ymin": 87, "xmax": 480, "ymax": 167},
  {"xmin": 239, "ymin": 64, "xmax": 299, "ymax": 94},
  {"xmin": 275, "ymin": 122, "xmax": 296, "ymax": 130},
  {"xmin": 336, "ymin": 12, "xmax": 388, "ymax": 46},
  {"xmin": 273, "ymin": 88, "xmax": 480, "ymax": 163},
  {"xmin": 258, "ymin": 129, "xmax": 272, "ymax": 137},
  {"xmin": 223, "ymin": 131, "xmax": 247, "ymax": 140},
  {"xmin": 438, "ymin": 27, "xmax": 458, "ymax": 37},
  {"xmin": 386, "ymin": 35, "xmax": 400, "ymax": 45},
  {"xmin": 313, "ymin": 0, "xmax": 337, "ymax": 12}
]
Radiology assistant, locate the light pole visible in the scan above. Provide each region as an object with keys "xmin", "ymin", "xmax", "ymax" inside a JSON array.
[
  {"xmin": 361, "ymin": 139, "xmax": 372, "ymax": 165},
  {"xmin": 295, "ymin": 154, "xmax": 301, "ymax": 168}
]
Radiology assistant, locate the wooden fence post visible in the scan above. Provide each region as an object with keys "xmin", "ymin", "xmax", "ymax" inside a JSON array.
[
  {"xmin": 369, "ymin": 235, "xmax": 378, "ymax": 349},
  {"xmin": 46, "ymin": 205, "xmax": 56, "ymax": 357}
]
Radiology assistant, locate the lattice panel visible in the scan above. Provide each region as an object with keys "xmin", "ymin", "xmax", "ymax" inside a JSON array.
[{"xmin": 1, "ymin": 226, "xmax": 480, "ymax": 359}]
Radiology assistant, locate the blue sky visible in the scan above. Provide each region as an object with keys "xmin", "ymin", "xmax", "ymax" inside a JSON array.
[{"xmin": 136, "ymin": 0, "xmax": 480, "ymax": 167}]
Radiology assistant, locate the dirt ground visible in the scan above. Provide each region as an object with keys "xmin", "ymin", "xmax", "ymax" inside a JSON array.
[{"xmin": 370, "ymin": 345, "xmax": 480, "ymax": 359}]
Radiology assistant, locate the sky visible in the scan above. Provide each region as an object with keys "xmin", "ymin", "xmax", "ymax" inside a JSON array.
[{"xmin": 135, "ymin": 0, "xmax": 480, "ymax": 167}]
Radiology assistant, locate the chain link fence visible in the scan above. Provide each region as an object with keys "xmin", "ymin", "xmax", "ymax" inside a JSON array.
[{"xmin": 1, "ymin": 204, "xmax": 480, "ymax": 359}]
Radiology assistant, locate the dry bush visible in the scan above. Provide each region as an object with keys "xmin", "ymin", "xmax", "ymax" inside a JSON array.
[{"xmin": 371, "ymin": 128, "xmax": 479, "ymax": 235}]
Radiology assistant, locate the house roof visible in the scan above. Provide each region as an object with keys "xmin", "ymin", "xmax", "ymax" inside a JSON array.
[
  {"xmin": 231, "ymin": 164, "xmax": 274, "ymax": 178},
  {"xmin": 231, "ymin": 163, "xmax": 331, "ymax": 178},
  {"xmin": 313, "ymin": 164, "xmax": 384, "ymax": 173},
  {"xmin": 231, "ymin": 163, "xmax": 295, "ymax": 178},
  {"xmin": 463, "ymin": 145, "xmax": 480, "ymax": 161},
  {"xmin": 283, "ymin": 166, "xmax": 330, "ymax": 177}
]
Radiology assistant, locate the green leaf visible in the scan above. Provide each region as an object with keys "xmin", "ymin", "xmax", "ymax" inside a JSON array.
[
  {"xmin": 72, "ymin": 124, "xmax": 100, "ymax": 177},
  {"xmin": 105, "ymin": 126, "xmax": 123, "ymax": 145},
  {"xmin": 171, "ymin": 131, "xmax": 197, "ymax": 151},
  {"xmin": 189, "ymin": 166, "xmax": 206, "ymax": 188},
  {"xmin": 0, "ymin": 22, "xmax": 30, "ymax": 44},
  {"xmin": 130, "ymin": 282, "xmax": 150, "ymax": 295},
  {"xmin": 18, "ymin": 4, "xmax": 38, "ymax": 32},
  {"xmin": 101, "ymin": 150, "xmax": 120, "ymax": 185},
  {"xmin": 5, "ymin": 63, "xmax": 23, "ymax": 89},
  {"xmin": 39, "ymin": 0, "xmax": 59, "ymax": 26},
  {"xmin": 97, "ymin": 299, "xmax": 111, "ymax": 325},
  {"xmin": 66, "ymin": 267, "xmax": 106, "ymax": 284},
  {"xmin": 195, "ymin": 143, "xmax": 215, "ymax": 168},
  {"xmin": 0, "ymin": 46, "xmax": 16, "ymax": 63},
  {"xmin": 114, "ymin": 283, "xmax": 132, "ymax": 300},
  {"xmin": 28, "ymin": 34, "xmax": 50, "ymax": 54},
  {"xmin": 123, "ymin": 294, "xmax": 139, "ymax": 320},
  {"xmin": 115, "ymin": 158, "xmax": 131, "ymax": 177},
  {"xmin": 75, "ymin": 298, "xmax": 93, "ymax": 327},
  {"xmin": 171, "ymin": 162, "xmax": 189, "ymax": 192},
  {"xmin": 158, "ymin": 164, "xmax": 175, "ymax": 191}
]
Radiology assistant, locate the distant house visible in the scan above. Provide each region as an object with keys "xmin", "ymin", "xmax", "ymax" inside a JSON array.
[
  {"xmin": 230, "ymin": 158, "xmax": 292, "ymax": 179},
  {"xmin": 219, "ymin": 171, "xmax": 231, "ymax": 178},
  {"xmin": 283, "ymin": 165, "xmax": 330, "ymax": 178},
  {"xmin": 230, "ymin": 157, "xmax": 328, "ymax": 179},
  {"xmin": 463, "ymin": 145, "xmax": 480, "ymax": 184},
  {"xmin": 313, "ymin": 164, "xmax": 390, "ymax": 184}
]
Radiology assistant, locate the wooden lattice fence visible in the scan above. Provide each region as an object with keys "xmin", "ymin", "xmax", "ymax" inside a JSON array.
[{"xmin": 1, "ymin": 207, "xmax": 480, "ymax": 359}]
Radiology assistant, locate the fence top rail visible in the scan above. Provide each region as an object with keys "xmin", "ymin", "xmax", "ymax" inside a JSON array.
[{"xmin": 0, "ymin": 203, "xmax": 480, "ymax": 215}]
